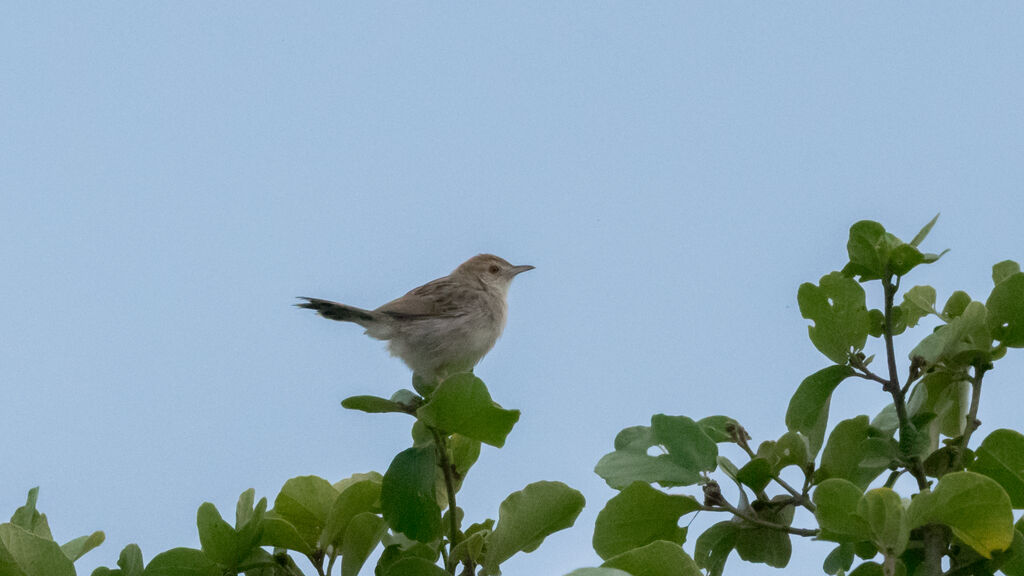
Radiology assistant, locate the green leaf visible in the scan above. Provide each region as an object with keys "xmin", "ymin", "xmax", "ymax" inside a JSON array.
[
  {"xmin": 142, "ymin": 548, "xmax": 219, "ymax": 576},
  {"xmin": 592, "ymin": 482, "xmax": 700, "ymax": 560},
  {"xmin": 993, "ymin": 260, "xmax": 1021, "ymax": 285},
  {"xmin": 900, "ymin": 285, "xmax": 936, "ymax": 328},
  {"xmin": 969, "ymin": 429, "xmax": 1024, "ymax": 509},
  {"xmin": 844, "ymin": 220, "xmax": 889, "ymax": 281},
  {"xmin": 911, "ymin": 301, "xmax": 992, "ymax": 367},
  {"xmin": 888, "ymin": 244, "xmax": 925, "ymax": 276},
  {"xmin": 450, "ymin": 434, "xmax": 481, "ymax": 476},
  {"xmin": 259, "ymin": 514, "xmax": 311, "ymax": 554},
  {"xmin": 697, "ymin": 416, "xmax": 740, "ymax": 443},
  {"xmin": 563, "ymin": 569, "xmax": 632, "ymax": 576},
  {"xmin": 270, "ymin": 476, "xmax": 339, "ymax": 549},
  {"xmin": 9, "ymin": 488, "xmax": 50, "ymax": 540},
  {"xmin": 416, "ymin": 373, "xmax": 520, "ymax": 447},
  {"xmin": 342, "ymin": 395, "xmax": 411, "ymax": 414},
  {"xmin": 785, "ymin": 365, "xmax": 854, "ymax": 456},
  {"xmin": 987, "ymin": 272, "xmax": 1024, "ymax": 347},
  {"xmin": 737, "ymin": 458, "xmax": 772, "ymax": 493},
  {"xmin": 813, "ymin": 479, "xmax": 871, "ymax": 542},
  {"xmin": 602, "ymin": 540, "xmax": 701, "ymax": 576},
  {"xmin": 594, "ymin": 451, "xmax": 701, "ymax": 489},
  {"xmin": 822, "ymin": 543, "xmax": 855, "ymax": 575},
  {"xmin": 816, "ymin": 416, "xmax": 893, "ymax": 489},
  {"xmin": 60, "ymin": 531, "xmax": 105, "ymax": 562},
  {"xmin": 116, "ymin": 544, "xmax": 144, "ymax": 576},
  {"xmin": 997, "ymin": 529, "xmax": 1024, "ymax": 576},
  {"xmin": 770, "ymin": 431, "xmax": 812, "ymax": 474},
  {"xmin": 908, "ymin": 471, "xmax": 1014, "ymax": 558},
  {"xmin": 798, "ymin": 272, "xmax": 871, "ymax": 364},
  {"xmin": 197, "ymin": 502, "xmax": 251, "ymax": 569},
  {"xmin": 694, "ymin": 522, "xmax": 738, "ymax": 576},
  {"xmin": 942, "ymin": 290, "xmax": 972, "ymax": 319},
  {"xmin": 733, "ymin": 528, "xmax": 791, "ymax": 568},
  {"xmin": 340, "ymin": 512, "xmax": 386, "ymax": 576},
  {"xmin": 321, "ymin": 478, "xmax": 381, "ymax": 549},
  {"xmin": 381, "ymin": 445, "xmax": 442, "ymax": 543},
  {"xmin": 906, "ymin": 371, "xmax": 970, "ymax": 452},
  {"xmin": 848, "ymin": 561, "xmax": 885, "ymax": 576},
  {"xmin": 651, "ymin": 415, "xmax": 718, "ymax": 475},
  {"xmin": 614, "ymin": 426, "xmax": 654, "ymax": 451},
  {"xmin": 481, "ymin": 481, "xmax": 585, "ymax": 572},
  {"xmin": 0, "ymin": 523, "xmax": 75, "ymax": 576},
  {"xmin": 910, "ymin": 214, "xmax": 939, "ymax": 248},
  {"xmin": 381, "ymin": 557, "xmax": 449, "ymax": 576},
  {"xmin": 858, "ymin": 488, "xmax": 908, "ymax": 556}
]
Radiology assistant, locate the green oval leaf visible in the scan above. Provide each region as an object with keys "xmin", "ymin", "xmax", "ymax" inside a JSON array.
[
  {"xmin": 602, "ymin": 540, "xmax": 701, "ymax": 576},
  {"xmin": 857, "ymin": 488, "xmax": 908, "ymax": 556},
  {"xmin": 381, "ymin": 445, "xmax": 442, "ymax": 543},
  {"xmin": 908, "ymin": 471, "xmax": 1013, "ymax": 558},
  {"xmin": 969, "ymin": 429, "xmax": 1024, "ymax": 509},
  {"xmin": 481, "ymin": 481, "xmax": 585, "ymax": 572},
  {"xmin": 142, "ymin": 548, "xmax": 219, "ymax": 576},
  {"xmin": 786, "ymin": 365, "xmax": 854, "ymax": 457},
  {"xmin": 593, "ymin": 482, "xmax": 699, "ymax": 560},
  {"xmin": 987, "ymin": 272, "xmax": 1024, "ymax": 347},
  {"xmin": 416, "ymin": 374, "xmax": 520, "ymax": 447},
  {"xmin": 813, "ymin": 478, "xmax": 871, "ymax": 542}
]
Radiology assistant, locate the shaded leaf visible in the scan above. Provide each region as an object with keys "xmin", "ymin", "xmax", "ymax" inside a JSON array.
[
  {"xmin": 816, "ymin": 416, "xmax": 893, "ymax": 489},
  {"xmin": 858, "ymin": 488, "xmax": 908, "ymax": 556},
  {"xmin": 340, "ymin": 513, "xmax": 386, "ymax": 576},
  {"xmin": 908, "ymin": 471, "xmax": 1013, "ymax": 558},
  {"xmin": 592, "ymin": 482, "xmax": 699, "ymax": 560},
  {"xmin": 602, "ymin": 540, "xmax": 701, "ymax": 576},
  {"xmin": 651, "ymin": 415, "xmax": 718, "ymax": 475},
  {"xmin": 813, "ymin": 478, "xmax": 871, "ymax": 542},
  {"xmin": 381, "ymin": 445, "xmax": 442, "ymax": 543},
  {"xmin": 969, "ymin": 429, "xmax": 1024, "ymax": 509},
  {"xmin": 786, "ymin": 365, "xmax": 854, "ymax": 457},
  {"xmin": 694, "ymin": 522, "xmax": 738, "ymax": 576},
  {"xmin": 481, "ymin": 481, "xmax": 585, "ymax": 572},
  {"xmin": 60, "ymin": 531, "xmax": 105, "ymax": 562},
  {"xmin": 142, "ymin": 547, "xmax": 219, "ymax": 576}
]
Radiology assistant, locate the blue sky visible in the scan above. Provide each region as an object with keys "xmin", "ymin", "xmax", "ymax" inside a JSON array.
[{"xmin": 3, "ymin": 4, "xmax": 1024, "ymax": 575}]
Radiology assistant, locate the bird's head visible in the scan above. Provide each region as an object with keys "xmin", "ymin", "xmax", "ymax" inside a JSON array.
[{"xmin": 454, "ymin": 254, "xmax": 534, "ymax": 293}]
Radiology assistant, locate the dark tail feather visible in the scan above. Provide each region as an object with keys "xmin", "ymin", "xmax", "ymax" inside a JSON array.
[{"xmin": 295, "ymin": 297, "xmax": 376, "ymax": 323}]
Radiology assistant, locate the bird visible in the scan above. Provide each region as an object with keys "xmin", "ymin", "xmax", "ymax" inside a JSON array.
[{"xmin": 297, "ymin": 254, "xmax": 534, "ymax": 385}]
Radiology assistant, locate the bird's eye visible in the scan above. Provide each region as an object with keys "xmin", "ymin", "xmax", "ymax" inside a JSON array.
[{"xmin": 489, "ymin": 265, "xmax": 501, "ymax": 274}]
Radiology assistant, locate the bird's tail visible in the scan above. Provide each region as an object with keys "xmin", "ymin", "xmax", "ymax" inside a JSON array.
[{"xmin": 296, "ymin": 297, "xmax": 377, "ymax": 324}]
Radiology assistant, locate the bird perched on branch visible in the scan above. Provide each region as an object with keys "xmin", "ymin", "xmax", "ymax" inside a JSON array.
[{"xmin": 298, "ymin": 254, "xmax": 534, "ymax": 385}]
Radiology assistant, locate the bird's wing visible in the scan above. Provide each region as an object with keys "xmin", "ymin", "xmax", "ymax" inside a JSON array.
[{"xmin": 375, "ymin": 277, "xmax": 465, "ymax": 318}]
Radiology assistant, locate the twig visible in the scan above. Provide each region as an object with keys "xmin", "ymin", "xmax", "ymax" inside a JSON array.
[
  {"xmin": 431, "ymin": 427, "xmax": 461, "ymax": 574},
  {"xmin": 703, "ymin": 502, "xmax": 819, "ymax": 537},
  {"xmin": 734, "ymin": 427, "xmax": 816, "ymax": 512},
  {"xmin": 882, "ymin": 275, "xmax": 929, "ymax": 491},
  {"xmin": 955, "ymin": 364, "xmax": 987, "ymax": 468}
]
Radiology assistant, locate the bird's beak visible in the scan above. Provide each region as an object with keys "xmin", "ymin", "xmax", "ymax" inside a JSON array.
[{"xmin": 509, "ymin": 264, "xmax": 535, "ymax": 277}]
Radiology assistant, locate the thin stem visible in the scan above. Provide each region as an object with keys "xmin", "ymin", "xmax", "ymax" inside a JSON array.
[
  {"xmin": 326, "ymin": 554, "xmax": 337, "ymax": 576},
  {"xmin": 431, "ymin": 427, "xmax": 460, "ymax": 574},
  {"xmin": 736, "ymin": 437, "xmax": 816, "ymax": 513},
  {"xmin": 883, "ymin": 469, "xmax": 903, "ymax": 489},
  {"xmin": 956, "ymin": 365, "xmax": 986, "ymax": 468},
  {"xmin": 882, "ymin": 275, "xmax": 929, "ymax": 491},
  {"xmin": 703, "ymin": 502, "xmax": 819, "ymax": 537}
]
